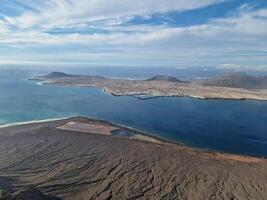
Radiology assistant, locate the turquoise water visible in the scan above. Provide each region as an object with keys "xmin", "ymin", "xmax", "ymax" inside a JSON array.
[{"xmin": 0, "ymin": 69, "xmax": 267, "ymax": 157}]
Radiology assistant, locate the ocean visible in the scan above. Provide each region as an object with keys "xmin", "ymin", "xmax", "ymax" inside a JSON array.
[{"xmin": 0, "ymin": 68, "xmax": 267, "ymax": 157}]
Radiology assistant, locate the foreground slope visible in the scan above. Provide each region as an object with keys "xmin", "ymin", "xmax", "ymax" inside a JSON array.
[{"xmin": 0, "ymin": 117, "xmax": 266, "ymax": 200}]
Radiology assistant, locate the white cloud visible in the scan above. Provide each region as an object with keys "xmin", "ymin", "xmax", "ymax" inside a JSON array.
[
  {"xmin": 0, "ymin": 1, "xmax": 266, "ymax": 68},
  {"xmin": 4, "ymin": 0, "xmax": 225, "ymax": 29},
  {"xmin": 217, "ymin": 63, "xmax": 243, "ymax": 69},
  {"xmin": 0, "ymin": 20, "xmax": 9, "ymax": 33},
  {"xmin": 0, "ymin": 0, "xmax": 230, "ymax": 47}
]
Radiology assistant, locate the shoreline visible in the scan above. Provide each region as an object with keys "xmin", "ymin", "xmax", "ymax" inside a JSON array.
[
  {"xmin": 1, "ymin": 116, "xmax": 266, "ymax": 161},
  {"xmin": 38, "ymin": 82, "xmax": 267, "ymax": 101},
  {"xmin": 1, "ymin": 118, "xmax": 266, "ymax": 199},
  {"xmin": 0, "ymin": 117, "xmax": 69, "ymax": 128},
  {"xmin": 0, "ymin": 116, "xmax": 173, "ymax": 145}
]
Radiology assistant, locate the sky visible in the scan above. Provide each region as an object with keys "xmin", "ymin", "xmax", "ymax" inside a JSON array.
[{"xmin": 0, "ymin": 0, "xmax": 266, "ymax": 69}]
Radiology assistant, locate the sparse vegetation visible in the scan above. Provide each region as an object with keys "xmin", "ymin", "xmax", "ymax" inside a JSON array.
[{"xmin": 0, "ymin": 189, "xmax": 7, "ymax": 200}]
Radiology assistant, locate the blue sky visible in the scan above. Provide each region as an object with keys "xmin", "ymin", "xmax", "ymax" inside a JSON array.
[{"xmin": 0, "ymin": 0, "xmax": 266, "ymax": 70}]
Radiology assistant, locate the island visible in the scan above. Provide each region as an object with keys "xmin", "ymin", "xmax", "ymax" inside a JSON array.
[
  {"xmin": 0, "ymin": 117, "xmax": 266, "ymax": 200},
  {"xmin": 31, "ymin": 72, "xmax": 267, "ymax": 101}
]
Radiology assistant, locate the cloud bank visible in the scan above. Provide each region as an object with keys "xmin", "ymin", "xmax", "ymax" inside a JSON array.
[{"xmin": 0, "ymin": 0, "xmax": 266, "ymax": 68}]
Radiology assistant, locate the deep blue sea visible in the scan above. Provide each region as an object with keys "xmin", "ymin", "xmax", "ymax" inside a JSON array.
[{"xmin": 0, "ymin": 68, "xmax": 267, "ymax": 157}]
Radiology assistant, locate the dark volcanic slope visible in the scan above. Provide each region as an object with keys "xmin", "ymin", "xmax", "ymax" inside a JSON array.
[
  {"xmin": 202, "ymin": 73, "xmax": 267, "ymax": 89},
  {"xmin": 0, "ymin": 117, "xmax": 266, "ymax": 200},
  {"xmin": 44, "ymin": 72, "xmax": 71, "ymax": 79},
  {"xmin": 34, "ymin": 72, "xmax": 106, "ymax": 82},
  {"xmin": 146, "ymin": 75, "xmax": 185, "ymax": 82},
  {"xmin": 2, "ymin": 188, "xmax": 61, "ymax": 200}
]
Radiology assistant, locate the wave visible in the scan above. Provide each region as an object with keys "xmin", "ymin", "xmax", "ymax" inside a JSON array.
[{"xmin": 0, "ymin": 117, "xmax": 68, "ymax": 128}]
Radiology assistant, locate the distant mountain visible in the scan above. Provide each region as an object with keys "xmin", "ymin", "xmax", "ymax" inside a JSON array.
[
  {"xmin": 146, "ymin": 75, "xmax": 187, "ymax": 83},
  {"xmin": 44, "ymin": 72, "xmax": 71, "ymax": 78},
  {"xmin": 202, "ymin": 73, "xmax": 267, "ymax": 89},
  {"xmin": 40, "ymin": 72, "xmax": 106, "ymax": 80}
]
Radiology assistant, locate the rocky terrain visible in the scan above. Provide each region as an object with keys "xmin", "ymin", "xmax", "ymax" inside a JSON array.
[
  {"xmin": 32, "ymin": 72, "xmax": 267, "ymax": 101},
  {"xmin": 1, "ymin": 188, "xmax": 61, "ymax": 200},
  {"xmin": 0, "ymin": 117, "xmax": 266, "ymax": 200}
]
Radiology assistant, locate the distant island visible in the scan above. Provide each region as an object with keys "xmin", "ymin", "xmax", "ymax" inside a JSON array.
[
  {"xmin": 32, "ymin": 72, "xmax": 267, "ymax": 101},
  {"xmin": 0, "ymin": 117, "xmax": 266, "ymax": 199}
]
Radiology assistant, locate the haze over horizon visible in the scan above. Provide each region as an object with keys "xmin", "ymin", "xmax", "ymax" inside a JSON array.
[{"xmin": 0, "ymin": 0, "xmax": 266, "ymax": 70}]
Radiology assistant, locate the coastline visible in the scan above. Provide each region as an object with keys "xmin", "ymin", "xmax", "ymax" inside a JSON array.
[
  {"xmin": 39, "ymin": 81, "xmax": 267, "ymax": 101},
  {"xmin": 1, "ymin": 116, "xmax": 266, "ymax": 161},
  {"xmin": 0, "ymin": 117, "xmax": 69, "ymax": 128},
  {"xmin": 0, "ymin": 116, "xmax": 174, "ymax": 145},
  {"xmin": 1, "ymin": 117, "xmax": 266, "ymax": 199}
]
